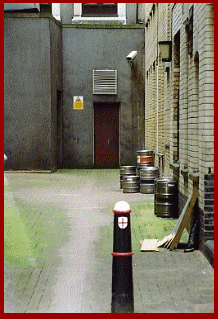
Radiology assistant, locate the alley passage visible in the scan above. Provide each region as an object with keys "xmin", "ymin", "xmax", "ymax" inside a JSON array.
[{"xmin": 4, "ymin": 170, "xmax": 214, "ymax": 313}]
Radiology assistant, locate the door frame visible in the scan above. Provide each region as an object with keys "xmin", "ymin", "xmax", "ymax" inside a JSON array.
[{"xmin": 93, "ymin": 102, "xmax": 120, "ymax": 168}]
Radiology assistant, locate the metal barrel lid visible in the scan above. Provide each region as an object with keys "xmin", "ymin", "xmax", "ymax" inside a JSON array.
[
  {"xmin": 137, "ymin": 149, "xmax": 154, "ymax": 156},
  {"xmin": 154, "ymin": 177, "xmax": 176, "ymax": 184}
]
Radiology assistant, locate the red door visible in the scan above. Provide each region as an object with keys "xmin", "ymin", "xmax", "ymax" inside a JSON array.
[{"xmin": 94, "ymin": 103, "xmax": 119, "ymax": 168}]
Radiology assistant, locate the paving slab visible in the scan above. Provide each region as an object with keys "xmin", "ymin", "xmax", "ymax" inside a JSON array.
[{"xmin": 4, "ymin": 170, "xmax": 214, "ymax": 313}]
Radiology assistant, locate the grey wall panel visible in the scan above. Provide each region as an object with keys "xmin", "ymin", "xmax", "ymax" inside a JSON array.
[
  {"xmin": 62, "ymin": 27, "xmax": 144, "ymax": 167},
  {"xmin": 4, "ymin": 18, "xmax": 52, "ymax": 169}
]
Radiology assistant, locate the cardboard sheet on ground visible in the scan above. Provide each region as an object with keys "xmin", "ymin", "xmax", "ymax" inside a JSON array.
[{"xmin": 140, "ymin": 239, "xmax": 159, "ymax": 251}]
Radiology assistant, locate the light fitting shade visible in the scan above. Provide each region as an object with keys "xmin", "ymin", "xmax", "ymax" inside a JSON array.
[{"xmin": 158, "ymin": 41, "xmax": 172, "ymax": 62}]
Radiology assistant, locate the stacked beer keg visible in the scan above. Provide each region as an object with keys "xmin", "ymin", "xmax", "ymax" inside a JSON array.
[
  {"xmin": 137, "ymin": 150, "xmax": 159, "ymax": 194},
  {"xmin": 120, "ymin": 166, "xmax": 137, "ymax": 190},
  {"xmin": 119, "ymin": 150, "xmax": 178, "ymax": 218},
  {"xmin": 139, "ymin": 166, "xmax": 159, "ymax": 194},
  {"xmin": 122, "ymin": 174, "xmax": 140, "ymax": 193},
  {"xmin": 119, "ymin": 149, "xmax": 159, "ymax": 194},
  {"xmin": 136, "ymin": 150, "xmax": 155, "ymax": 174},
  {"xmin": 120, "ymin": 166, "xmax": 139, "ymax": 193}
]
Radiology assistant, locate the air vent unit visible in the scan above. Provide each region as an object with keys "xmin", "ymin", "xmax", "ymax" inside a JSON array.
[{"xmin": 93, "ymin": 70, "xmax": 117, "ymax": 95}]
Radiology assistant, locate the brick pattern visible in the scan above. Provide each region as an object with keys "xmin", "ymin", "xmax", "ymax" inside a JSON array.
[
  {"xmin": 145, "ymin": 3, "xmax": 172, "ymax": 176},
  {"xmin": 201, "ymin": 174, "xmax": 214, "ymax": 243},
  {"xmin": 174, "ymin": 3, "xmax": 214, "ymax": 244},
  {"xmin": 144, "ymin": 3, "xmax": 214, "ymax": 246}
]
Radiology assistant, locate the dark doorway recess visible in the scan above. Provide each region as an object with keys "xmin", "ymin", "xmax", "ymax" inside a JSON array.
[{"xmin": 94, "ymin": 102, "xmax": 119, "ymax": 168}]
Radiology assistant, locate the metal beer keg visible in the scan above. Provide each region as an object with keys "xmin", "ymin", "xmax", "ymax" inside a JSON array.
[
  {"xmin": 122, "ymin": 175, "xmax": 140, "ymax": 193},
  {"xmin": 120, "ymin": 166, "xmax": 136, "ymax": 189},
  {"xmin": 140, "ymin": 166, "xmax": 159, "ymax": 194},
  {"xmin": 137, "ymin": 150, "xmax": 155, "ymax": 175},
  {"xmin": 154, "ymin": 178, "xmax": 178, "ymax": 218}
]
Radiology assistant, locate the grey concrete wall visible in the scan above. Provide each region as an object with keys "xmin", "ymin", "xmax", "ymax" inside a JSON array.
[
  {"xmin": 62, "ymin": 26, "xmax": 145, "ymax": 168},
  {"xmin": 126, "ymin": 3, "xmax": 137, "ymax": 24},
  {"xmin": 60, "ymin": 3, "xmax": 73, "ymax": 24},
  {"xmin": 4, "ymin": 13, "xmax": 144, "ymax": 170},
  {"xmin": 4, "ymin": 15, "xmax": 62, "ymax": 170}
]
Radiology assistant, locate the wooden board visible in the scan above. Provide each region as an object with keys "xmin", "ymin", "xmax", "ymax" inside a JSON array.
[
  {"xmin": 169, "ymin": 186, "xmax": 198, "ymax": 250},
  {"xmin": 141, "ymin": 239, "xmax": 159, "ymax": 252},
  {"xmin": 157, "ymin": 234, "xmax": 173, "ymax": 248}
]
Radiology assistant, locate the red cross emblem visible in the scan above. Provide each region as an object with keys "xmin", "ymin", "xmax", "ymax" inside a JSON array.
[{"xmin": 118, "ymin": 217, "xmax": 128, "ymax": 229}]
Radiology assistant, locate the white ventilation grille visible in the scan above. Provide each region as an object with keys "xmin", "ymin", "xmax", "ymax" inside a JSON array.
[{"xmin": 93, "ymin": 70, "xmax": 117, "ymax": 95}]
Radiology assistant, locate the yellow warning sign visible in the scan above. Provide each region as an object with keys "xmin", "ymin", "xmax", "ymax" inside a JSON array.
[{"xmin": 73, "ymin": 96, "xmax": 83, "ymax": 110}]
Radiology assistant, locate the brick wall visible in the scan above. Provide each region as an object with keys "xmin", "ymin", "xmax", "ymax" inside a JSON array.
[
  {"xmin": 145, "ymin": 3, "xmax": 172, "ymax": 176},
  {"xmin": 144, "ymin": 3, "xmax": 214, "ymax": 246},
  {"xmin": 199, "ymin": 174, "xmax": 214, "ymax": 245},
  {"xmin": 174, "ymin": 3, "xmax": 214, "ymax": 245}
]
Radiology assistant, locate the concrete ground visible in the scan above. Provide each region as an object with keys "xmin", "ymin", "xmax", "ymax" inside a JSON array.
[{"xmin": 4, "ymin": 170, "xmax": 214, "ymax": 313}]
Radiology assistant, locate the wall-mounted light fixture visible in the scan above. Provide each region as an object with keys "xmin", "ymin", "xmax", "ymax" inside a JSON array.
[{"xmin": 158, "ymin": 41, "xmax": 172, "ymax": 62}]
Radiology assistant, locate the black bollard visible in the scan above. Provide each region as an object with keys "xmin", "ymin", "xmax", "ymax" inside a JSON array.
[{"xmin": 111, "ymin": 201, "xmax": 134, "ymax": 313}]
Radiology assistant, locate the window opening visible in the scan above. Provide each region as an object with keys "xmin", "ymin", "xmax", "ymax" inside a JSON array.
[
  {"xmin": 82, "ymin": 3, "xmax": 117, "ymax": 17},
  {"xmin": 173, "ymin": 31, "xmax": 180, "ymax": 163},
  {"xmin": 188, "ymin": 6, "xmax": 193, "ymax": 56}
]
